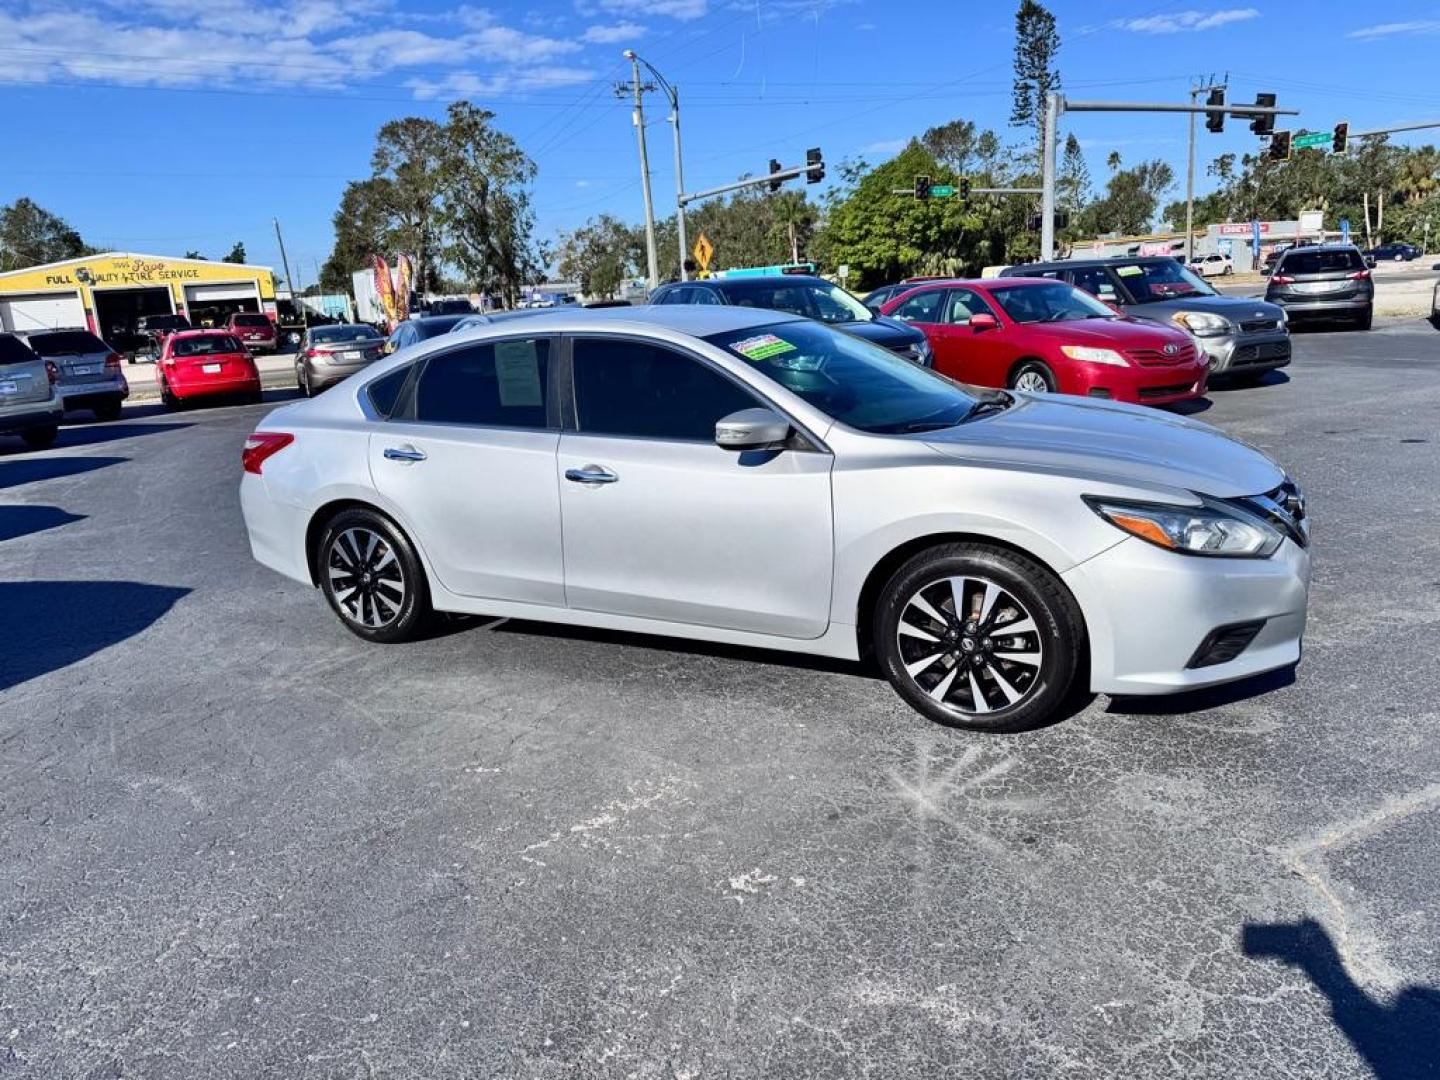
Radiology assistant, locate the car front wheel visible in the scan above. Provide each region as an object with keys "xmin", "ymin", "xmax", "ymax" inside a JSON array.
[
  {"xmin": 20, "ymin": 425, "xmax": 59, "ymax": 450},
  {"xmin": 874, "ymin": 543, "xmax": 1084, "ymax": 732},
  {"xmin": 1010, "ymin": 361, "xmax": 1056, "ymax": 394},
  {"xmin": 317, "ymin": 508, "xmax": 432, "ymax": 643}
]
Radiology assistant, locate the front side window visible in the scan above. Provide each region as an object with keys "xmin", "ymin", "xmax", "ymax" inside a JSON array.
[
  {"xmin": 705, "ymin": 320, "xmax": 982, "ymax": 435},
  {"xmin": 942, "ymin": 288, "xmax": 996, "ymax": 325},
  {"xmin": 572, "ymin": 337, "xmax": 759, "ymax": 441},
  {"xmin": 412, "ymin": 339, "xmax": 550, "ymax": 428},
  {"xmin": 1068, "ymin": 266, "xmax": 1122, "ymax": 302},
  {"xmin": 890, "ymin": 289, "xmax": 945, "ymax": 323}
]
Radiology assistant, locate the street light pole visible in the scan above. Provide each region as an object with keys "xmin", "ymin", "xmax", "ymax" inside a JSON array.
[
  {"xmin": 621, "ymin": 50, "xmax": 659, "ymax": 292},
  {"xmin": 1040, "ymin": 92, "xmax": 1060, "ymax": 261},
  {"xmin": 1185, "ymin": 85, "xmax": 1198, "ymax": 266},
  {"xmin": 627, "ymin": 52, "xmax": 689, "ymax": 282}
]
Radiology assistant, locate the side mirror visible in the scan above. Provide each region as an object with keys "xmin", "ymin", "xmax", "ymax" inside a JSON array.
[
  {"xmin": 715, "ymin": 407, "xmax": 792, "ymax": 452},
  {"xmin": 969, "ymin": 313, "xmax": 999, "ymax": 332}
]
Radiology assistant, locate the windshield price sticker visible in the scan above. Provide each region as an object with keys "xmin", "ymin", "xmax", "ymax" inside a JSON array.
[
  {"xmin": 1115, "ymin": 265, "xmax": 1144, "ymax": 277},
  {"xmin": 731, "ymin": 334, "xmax": 798, "ymax": 362}
]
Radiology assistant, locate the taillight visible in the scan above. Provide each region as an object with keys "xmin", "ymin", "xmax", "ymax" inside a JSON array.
[
  {"xmin": 44, "ymin": 360, "xmax": 59, "ymax": 384},
  {"xmin": 242, "ymin": 432, "xmax": 294, "ymax": 475},
  {"xmin": 104, "ymin": 352, "xmax": 122, "ymax": 373},
  {"xmin": 304, "ymin": 348, "xmax": 320, "ymax": 358},
  {"xmin": 1270, "ymin": 274, "xmax": 1294, "ymax": 285},
  {"xmin": 1347, "ymin": 269, "xmax": 1371, "ymax": 281}
]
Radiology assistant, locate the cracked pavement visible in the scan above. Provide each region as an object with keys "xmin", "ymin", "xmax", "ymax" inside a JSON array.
[{"xmin": 2, "ymin": 317, "xmax": 1439, "ymax": 1078}]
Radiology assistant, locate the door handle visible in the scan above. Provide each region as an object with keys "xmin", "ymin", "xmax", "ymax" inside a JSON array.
[
  {"xmin": 564, "ymin": 465, "xmax": 619, "ymax": 485},
  {"xmin": 384, "ymin": 445, "xmax": 427, "ymax": 463}
]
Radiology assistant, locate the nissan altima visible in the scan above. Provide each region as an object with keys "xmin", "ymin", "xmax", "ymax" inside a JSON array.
[{"xmin": 239, "ymin": 307, "xmax": 1309, "ymax": 732}]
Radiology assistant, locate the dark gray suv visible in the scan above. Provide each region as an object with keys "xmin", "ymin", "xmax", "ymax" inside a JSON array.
[
  {"xmin": 1264, "ymin": 244, "xmax": 1374, "ymax": 330},
  {"xmin": 1002, "ymin": 256, "xmax": 1291, "ymax": 382}
]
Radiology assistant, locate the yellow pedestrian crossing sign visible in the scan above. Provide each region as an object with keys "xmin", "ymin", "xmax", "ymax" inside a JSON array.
[{"xmin": 692, "ymin": 233, "xmax": 714, "ymax": 273}]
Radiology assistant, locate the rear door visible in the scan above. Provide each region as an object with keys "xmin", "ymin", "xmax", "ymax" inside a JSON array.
[
  {"xmin": 886, "ymin": 288, "xmax": 946, "ymax": 364},
  {"xmin": 367, "ymin": 334, "xmax": 565, "ymax": 605},
  {"xmin": 557, "ymin": 334, "xmax": 834, "ymax": 639},
  {"xmin": 0, "ymin": 334, "xmax": 52, "ymax": 408}
]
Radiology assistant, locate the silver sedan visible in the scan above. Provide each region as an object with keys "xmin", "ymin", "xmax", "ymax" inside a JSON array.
[{"xmin": 240, "ymin": 306, "xmax": 1309, "ymax": 732}]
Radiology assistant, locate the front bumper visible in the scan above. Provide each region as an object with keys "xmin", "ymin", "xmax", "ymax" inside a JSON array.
[
  {"xmin": 1063, "ymin": 534, "xmax": 1310, "ymax": 696},
  {"xmin": 1063, "ymin": 359, "xmax": 1208, "ymax": 406},
  {"xmin": 1199, "ymin": 330, "xmax": 1292, "ymax": 375}
]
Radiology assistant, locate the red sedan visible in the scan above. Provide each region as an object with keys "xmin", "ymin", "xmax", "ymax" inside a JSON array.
[
  {"xmin": 157, "ymin": 330, "xmax": 262, "ymax": 409},
  {"xmin": 880, "ymin": 278, "xmax": 1208, "ymax": 406}
]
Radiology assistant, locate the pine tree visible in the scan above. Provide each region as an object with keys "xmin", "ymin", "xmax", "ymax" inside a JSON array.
[{"xmin": 1010, "ymin": 0, "xmax": 1061, "ymax": 167}]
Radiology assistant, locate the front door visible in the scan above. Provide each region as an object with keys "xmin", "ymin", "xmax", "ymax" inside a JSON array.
[
  {"xmin": 932, "ymin": 287, "xmax": 1011, "ymax": 386},
  {"xmin": 367, "ymin": 335, "xmax": 565, "ymax": 605},
  {"xmin": 558, "ymin": 335, "xmax": 835, "ymax": 639}
]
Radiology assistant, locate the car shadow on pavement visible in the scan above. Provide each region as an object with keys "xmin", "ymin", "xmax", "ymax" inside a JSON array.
[
  {"xmin": 1212, "ymin": 370, "xmax": 1292, "ymax": 392},
  {"xmin": 0, "ymin": 455, "xmax": 127, "ymax": 490},
  {"xmin": 1103, "ymin": 664, "xmax": 1296, "ymax": 716},
  {"xmin": 1242, "ymin": 919, "xmax": 1440, "ymax": 1080},
  {"xmin": 0, "ymin": 581, "xmax": 190, "ymax": 692},
  {"xmin": 0, "ymin": 506, "xmax": 85, "ymax": 543},
  {"xmin": 1166, "ymin": 398, "xmax": 1213, "ymax": 417},
  {"xmin": 51, "ymin": 421, "xmax": 194, "ymax": 448}
]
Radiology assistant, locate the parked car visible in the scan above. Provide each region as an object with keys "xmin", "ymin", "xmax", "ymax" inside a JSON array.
[
  {"xmin": 156, "ymin": 331, "xmax": 261, "ymax": 409},
  {"xmin": 861, "ymin": 277, "xmax": 948, "ymax": 314},
  {"xmin": 448, "ymin": 309, "xmax": 551, "ymax": 334},
  {"xmin": 425, "ymin": 298, "xmax": 477, "ymax": 316},
  {"xmin": 1264, "ymin": 244, "xmax": 1374, "ymax": 330},
  {"xmin": 1188, "ymin": 253, "xmax": 1234, "ymax": 278},
  {"xmin": 1003, "ymin": 256, "xmax": 1290, "ymax": 383},
  {"xmin": 385, "ymin": 315, "xmax": 470, "ymax": 354},
  {"xmin": 1366, "ymin": 242, "xmax": 1423, "ymax": 262},
  {"xmin": 0, "ymin": 333, "xmax": 63, "ymax": 450},
  {"xmin": 132, "ymin": 314, "xmax": 193, "ymax": 362},
  {"xmin": 226, "ymin": 312, "xmax": 278, "ymax": 353},
  {"xmin": 650, "ymin": 274, "xmax": 932, "ymax": 366},
  {"xmin": 15, "ymin": 328, "xmax": 128, "ymax": 420},
  {"xmin": 880, "ymin": 278, "xmax": 1207, "ymax": 406},
  {"xmin": 239, "ymin": 306, "xmax": 1310, "ymax": 733},
  {"xmin": 295, "ymin": 324, "xmax": 388, "ymax": 397},
  {"xmin": 1431, "ymin": 262, "xmax": 1440, "ymax": 326}
]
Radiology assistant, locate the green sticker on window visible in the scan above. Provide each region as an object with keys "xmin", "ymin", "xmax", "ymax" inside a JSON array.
[
  {"xmin": 731, "ymin": 333, "xmax": 798, "ymax": 362},
  {"xmin": 1115, "ymin": 265, "xmax": 1144, "ymax": 277}
]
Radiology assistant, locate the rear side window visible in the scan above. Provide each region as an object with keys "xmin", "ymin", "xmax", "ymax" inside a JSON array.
[
  {"xmin": 24, "ymin": 331, "xmax": 108, "ymax": 356},
  {"xmin": 367, "ymin": 366, "xmax": 411, "ymax": 417},
  {"xmin": 413, "ymin": 339, "xmax": 550, "ymax": 428},
  {"xmin": 572, "ymin": 337, "xmax": 759, "ymax": 441},
  {"xmin": 1279, "ymin": 249, "xmax": 1365, "ymax": 275},
  {"xmin": 890, "ymin": 290, "xmax": 944, "ymax": 322},
  {"xmin": 0, "ymin": 334, "xmax": 40, "ymax": 366}
]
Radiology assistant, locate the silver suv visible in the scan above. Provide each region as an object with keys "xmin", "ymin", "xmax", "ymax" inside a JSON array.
[
  {"xmin": 0, "ymin": 333, "xmax": 63, "ymax": 450},
  {"xmin": 15, "ymin": 328, "xmax": 128, "ymax": 421}
]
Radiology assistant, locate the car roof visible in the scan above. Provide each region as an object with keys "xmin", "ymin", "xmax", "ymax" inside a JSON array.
[{"xmin": 453, "ymin": 304, "xmax": 806, "ymax": 336}]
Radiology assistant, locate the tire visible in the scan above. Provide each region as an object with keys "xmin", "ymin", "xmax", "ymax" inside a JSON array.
[
  {"xmin": 20, "ymin": 425, "xmax": 58, "ymax": 451},
  {"xmin": 1009, "ymin": 360, "xmax": 1056, "ymax": 394},
  {"xmin": 160, "ymin": 380, "xmax": 180, "ymax": 410},
  {"xmin": 299, "ymin": 366, "xmax": 314, "ymax": 398},
  {"xmin": 317, "ymin": 508, "xmax": 432, "ymax": 644},
  {"xmin": 93, "ymin": 399, "xmax": 123, "ymax": 422},
  {"xmin": 874, "ymin": 542, "xmax": 1084, "ymax": 733},
  {"xmin": 1356, "ymin": 307, "xmax": 1373, "ymax": 331}
]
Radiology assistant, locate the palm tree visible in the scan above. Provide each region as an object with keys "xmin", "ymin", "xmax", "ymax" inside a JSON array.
[
  {"xmin": 769, "ymin": 192, "xmax": 816, "ymax": 265},
  {"xmin": 1393, "ymin": 147, "xmax": 1440, "ymax": 204}
]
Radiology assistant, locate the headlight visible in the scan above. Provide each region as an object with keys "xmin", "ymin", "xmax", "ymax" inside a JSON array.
[
  {"xmin": 1060, "ymin": 345, "xmax": 1127, "ymax": 366},
  {"xmin": 1083, "ymin": 495, "xmax": 1283, "ymax": 558},
  {"xmin": 906, "ymin": 338, "xmax": 933, "ymax": 367},
  {"xmin": 1171, "ymin": 311, "xmax": 1231, "ymax": 337}
]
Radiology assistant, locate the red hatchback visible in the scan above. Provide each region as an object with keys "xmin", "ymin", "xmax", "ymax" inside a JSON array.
[
  {"xmin": 880, "ymin": 278, "xmax": 1207, "ymax": 406},
  {"xmin": 158, "ymin": 330, "xmax": 262, "ymax": 409}
]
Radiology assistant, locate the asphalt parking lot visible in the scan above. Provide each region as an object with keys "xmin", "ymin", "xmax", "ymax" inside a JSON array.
[{"xmin": 3, "ymin": 318, "xmax": 1439, "ymax": 1079}]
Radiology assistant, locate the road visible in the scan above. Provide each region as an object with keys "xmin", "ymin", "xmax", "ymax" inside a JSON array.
[{"xmin": 3, "ymin": 318, "xmax": 1440, "ymax": 1078}]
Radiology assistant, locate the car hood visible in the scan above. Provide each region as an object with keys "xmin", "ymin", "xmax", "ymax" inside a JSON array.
[
  {"xmin": 1019, "ymin": 317, "xmax": 1192, "ymax": 347},
  {"xmin": 840, "ymin": 316, "xmax": 925, "ymax": 348},
  {"xmin": 1130, "ymin": 294, "xmax": 1285, "ymax": 322},
  {"xmin": 922, "ymin": 393, "xmax": 1284, "ymax": 498}
]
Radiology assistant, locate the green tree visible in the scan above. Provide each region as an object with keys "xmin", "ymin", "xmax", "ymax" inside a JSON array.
[
  {"xmin": 1010, "ymin": 0, "xmax": 1061, "ymax": 167},
  {"xmin": 555, "ymin": 214, "xmax": 640, "ymax": 298},
  {"xmin": 320, "ymin": 178, "xmax": 395, "ymax": 291},
  {"xmin": 222, "ymin": 241, "xmax": 246, "ymax": 263},
  {"xmin": 184, "ymin": 249, "xmax": 207, "ymax": 260},
  {"xmin": 769, "ymin": 191, "xmax": 818, "ymax": 264},
  {"xmin": 371, "ymin": 116, "xmax": 446, "ymax": 291},
  {"xmin": 0, "ymin": 197, "xmax": 91, "ymax": 271},
  {"xmin": 1078, "ymin": 159, "xmax": 1174, "ymax": 236}
]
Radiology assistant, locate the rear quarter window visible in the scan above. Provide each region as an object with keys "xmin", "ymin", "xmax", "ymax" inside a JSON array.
[{"xmin": 367, "ymin": 365, "xmax": 412, "ymax": 417}]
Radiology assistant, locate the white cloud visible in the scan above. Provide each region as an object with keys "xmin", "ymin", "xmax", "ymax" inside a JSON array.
[
  {"xmin": 1114, "ymin": 8, "xmax": 1260, "ymax": 33},
  {"xmin": 861, "ymin": 138, "xmax": 908, "ymax": 154},
  {"xmin": 1348, "ymin": 19, "xmax": 1440, "ymax": 39},
  {"xmin": 407, "ymin": 66, "xmax": 596, "ymax": 100},
  {"xmin": 579, "ymin": 0, "xmax": 708, "ymax": 20},
  {"xmin": 581, "ymin": 21, "xmax": 646, "ymax": 43}
]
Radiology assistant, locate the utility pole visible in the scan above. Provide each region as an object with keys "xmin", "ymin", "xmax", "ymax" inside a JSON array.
[
  {"xmin": 1040, "ymin": 92, "xmax": 1060, "ymax": 261},
  {"xmin": 625, "ymin": 52, "xmax": 688, "ymax": 282},
  {"xmin": 1185, "ymin": 76, "xmax": 1226, "ymax": 265},
  {"xmin": 273, "ymin": 217, "xmax": 297, "ymax": 320},
  {"xmin": 619, "ymin": 50, "xmax": 659, "ymax": 292}
]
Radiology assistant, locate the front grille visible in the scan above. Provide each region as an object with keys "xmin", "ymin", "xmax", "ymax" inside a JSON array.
[
  {"xmin": 1232, "ymin": 479, "xmax": 1308, "ymax": 548},
  {"xmin": 1138, "ymin": 382, "xmax": 1194, "ymax": 399},
  {"xmin": 1126, "ymin": 344, "xmax": 1194, "ymax": 366},
  {"xmin": 1232, "ymin": 341, "xmax": 1291, "ymax": 366},
  {"xmin": 1187, "ymin": 620, "xmax": 1266, "ymax": 669},
  {"xmin": 1240, "ymin": 318, "xmax": 1280, "ymax": 333}
]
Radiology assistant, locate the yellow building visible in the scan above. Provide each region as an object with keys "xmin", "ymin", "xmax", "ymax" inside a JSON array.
[{"xmin": 0, "ymin": 252, "xmax": 277, "ymax": 338}]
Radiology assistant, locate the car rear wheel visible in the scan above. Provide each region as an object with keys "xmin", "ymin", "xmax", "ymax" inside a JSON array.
[
  {"xmin": 1010, "ymin": 361, "xmax": 1056, "ymax": 394},
  {"xmin": 874, "ymin": 543, "xmax": 1084, "ymax": 732},
  {"xmin": 20, "ymin": 425, "xmax": 58, "ymax": 451},
  {"xmin": 1356, "ymin": 308, "xmax": 1373, "ymax": 331},
  {"xmin": 298, "ymin": 366, "xmax": 313, "ymax": 397},
  {"xmin": 317, "ymin": 508, "xmax": 432, "ymax": 644},
  {"xmin": 160, "ymin": 380, "xmax": 181, "ymax": 410}
]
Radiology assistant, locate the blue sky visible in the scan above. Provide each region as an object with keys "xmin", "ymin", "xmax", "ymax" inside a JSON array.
[{"xmin": 2, "ymin": 0, "xmax": 1438, "ymax": 283}]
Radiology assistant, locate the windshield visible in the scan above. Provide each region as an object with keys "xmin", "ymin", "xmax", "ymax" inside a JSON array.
[
  {"xmin": 232, "ymin": 314, "xmax": 270, "ymax": 327},
  {"xmin": 1112, "ymin": 259, "xmax": 1217, "ymax": 303},
  {"xmin": 704, "ymin": 320, "xmax": 981, "ymax": 434},
  {"xmin": 173, "ymin": 334, "xmax": 242, "ymax": 357},
  {"xmin": 987, "ymin": 281, "xmax": 1117, "ymax": 324},
  {"xmin": 312, "ymin": 324, "xmax": 382, "ymax": 344},
  {"xmin": 25, "ymin": 331, "xmax": 108, "ymax": 356},
  {"xmin": 722, "ymin": 280, "xmax": 873, "ymax": 324}
]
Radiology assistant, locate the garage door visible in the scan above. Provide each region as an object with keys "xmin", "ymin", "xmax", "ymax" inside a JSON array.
[
  {"xmin": 185, "ymin": 283, "xmax": 258, "ymax": 304},
  {"xmin": 0, "ymin": 291, "xmax": 86, "ymax": 333}
]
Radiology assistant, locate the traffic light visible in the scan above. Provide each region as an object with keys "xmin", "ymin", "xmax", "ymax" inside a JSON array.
[
  {"xmin": 768, "ymin": 159, "xmax": 783, "ymax": 193},
  {"xmin": 1250, "ymin": 92, "xmax": 1276, "ymax": 136},
  {"xmin": 805, "ymin": 147, "xmax": 824, "ymax": 184},
  {"xmin": 915, "ymin": 174, "xmax": 931, "ymax": 200},
  {"xmin": 958, "ymin": 176, "xmax": 972, "ymax": 202},
  {"xmin": 1205, "ymin": 87, "xmax": 1225, "ymax": 133},
  {"xmin": 1333, "ymin": 121, "xmax": 1349, "ymax": 155},
  {"xmin": 1269, "ymin": 130, "xmax": 1292, "ymax": 162}
]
